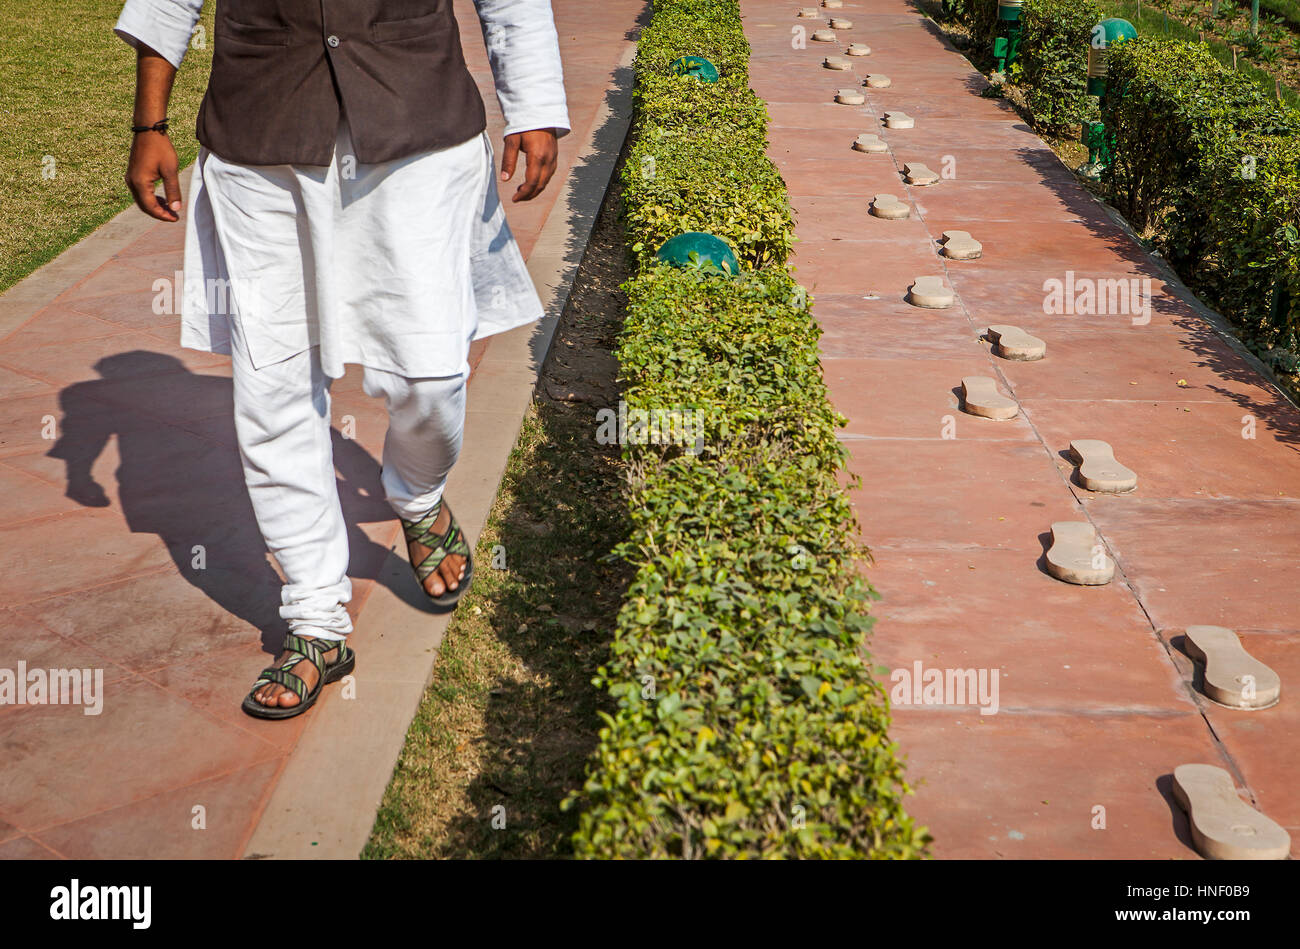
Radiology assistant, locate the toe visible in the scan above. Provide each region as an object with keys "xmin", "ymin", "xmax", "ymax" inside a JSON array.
[{"xmin": 440, "ymin": 558, "xmax": 460, "ymax": 591}]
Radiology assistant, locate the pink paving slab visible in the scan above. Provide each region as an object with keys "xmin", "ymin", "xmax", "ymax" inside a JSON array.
[
  {"xmin": 843, "ymin": 437, "xmax": 1081, "ymax": 550},
  {"xmin": 1022, "ymin": 398, "xmax": 1300, "ymax": 501},
  {"xmin": 824, "ymin": 356, "xmax": 1038, "ymax": 440},
  {"xmin": 889, "ymin": 708, "xmax": 1243, "ymax": 858},
  {"xmin": 867, "ymin": 549, "xmax": 1191, "ymax": 714}
]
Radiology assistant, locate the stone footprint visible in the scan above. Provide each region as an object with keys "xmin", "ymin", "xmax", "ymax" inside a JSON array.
[
  {"xmin": 1183, "ymin": 625, "xmax": 1281, "ymax": 710},
  {"xmin": 985, "ymin": 324, "xmax": 1045, "ymax": 360},
  {"xmin": 1045, "ymin": 521, "xmax": 1113, "ymax": 585},
  {"xmin": 960, "ymin": 376, "xmax": 1017, "ymax": 419},
  {"xmin": 1172, "ymin": 763, "xmax": 1291, "ymax": 860},
  {"xmin": 1067, "ymin": 439, "xmax": 1137, "ymax": 493}
]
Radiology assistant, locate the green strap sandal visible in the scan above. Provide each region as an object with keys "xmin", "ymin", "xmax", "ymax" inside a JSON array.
[
  {"xmin": 241, "ymin": 633, "xmax": 356, "ymax": 720},
  {"xmin": 402, "ymin": 499, "xmax": 474, "ymax": 608}
]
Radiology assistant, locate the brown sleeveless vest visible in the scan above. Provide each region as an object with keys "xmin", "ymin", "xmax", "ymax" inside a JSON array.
[{"xmin": 196, "ymin": 0, "xmax": 487, "ymax": 166}]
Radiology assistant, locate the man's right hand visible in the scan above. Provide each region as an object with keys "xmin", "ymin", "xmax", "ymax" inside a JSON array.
[{"xmin": 126, "ymin": 130, "xmax": 183, "ymax": 222}]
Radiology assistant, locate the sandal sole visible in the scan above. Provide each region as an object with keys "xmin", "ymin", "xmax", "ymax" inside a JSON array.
[{"xmin": 241, "ymin": 650, "xmax": 356, "ymax": 721}]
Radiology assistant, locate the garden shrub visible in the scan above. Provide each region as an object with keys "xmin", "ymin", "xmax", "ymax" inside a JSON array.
[
  {"xmin": 1194, "ymin": 132, "xmax": 1300, "ymax": 377},
  {"xmin": 960, "ymin": 0, "xmax": 1003, "ymax": 48},
  {"xmin": 947, "ymin": 3, "xmax": 1300, "ymax": 391},
  {"xmin": 635, "ymin": 0, "xmax": 752, "ymax": 85},
  {"xmin": 620, "ymin": 2, "xmax": 792, "ymax": 271},
  {"xmin": 632, "ymin": 74, "xmax": 769, "ymax": 143},
  {"xmin": 1101, "ymin": 37, "xmax": 1300, "ymax": 261},
  {"xmin": 569, "ymin": 267, "xmax": 928, "ymax": 859},
  {"xmin": 564, "ymin": 0, "xmax": 927, "ymax": 858},
  {"xmin": 622, "ymin": 127, "xmax": 793, "ymax": 272},
  {"xmin": 618, "ymin": 268, "xmax": 843, "ymax": 453},
  {"xmin": 1016, "ymin": 0, "xmax": 1103, "ymax": 135}
]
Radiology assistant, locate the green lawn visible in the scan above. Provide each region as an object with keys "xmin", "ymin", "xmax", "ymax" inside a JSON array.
[{"xmin": 0, "ymin": 0, "xmax": 214, "ymax": 292}]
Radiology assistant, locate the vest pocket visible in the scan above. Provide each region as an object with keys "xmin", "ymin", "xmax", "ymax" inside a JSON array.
[
  {"xmin": 221, "ymin": 20, "xmax": 291, "ymax": 46},
  {"xmin": 371, "ymin": 11, "xmax": 447, "ymax": 43}
]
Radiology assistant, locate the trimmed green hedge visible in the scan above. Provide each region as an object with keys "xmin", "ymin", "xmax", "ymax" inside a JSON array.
[
  {"xmin": 1189, "ymin": 133, "xmax": 1300, "ymax": 373},
  {"xmin": 623, "ymin": 114, "xmax": 793, "ymax": 272},
  {"xmin": 621, "ymin": 0, "xmax": 791, "ymax": 270},
  {"xmin": 565, "ymin": 0, "xmax": 927, "ymax": 858},
  {"xmin": 633, "ymin": 0, "xmax": 752, "ymax": 84},
  {"xmin": 618, "ymin": 269, "xmax": 843, "ymax": 451},
  {"xmin": 1101, "ymin": 37, "xmax": 1300, "ymax": 245},
  {"xmin": 1099, "ymin": 38, "xmax": 1300, "ymax": 376},
  {"xmin": 1015, "ymin": 0, "xmax": 1103, "ymax": 135}
]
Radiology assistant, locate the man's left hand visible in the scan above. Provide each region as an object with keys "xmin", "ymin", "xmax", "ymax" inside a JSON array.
[{"xmin": 500, "ymin": 128, "xmax": 558, "ymax": 202}]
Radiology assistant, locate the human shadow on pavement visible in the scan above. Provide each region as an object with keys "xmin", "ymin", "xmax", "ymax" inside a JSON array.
[{"xmin": 47, "ymin": 350, "xmax": 397, "ymax": 657}]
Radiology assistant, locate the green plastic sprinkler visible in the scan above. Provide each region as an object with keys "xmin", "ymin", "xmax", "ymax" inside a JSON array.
[
  {"xmin": 993, "ymin": 0, "xmax": 1024, "ymax": 73},
  {"xmin": 669, "ymin": 56, "xmax": 719, "ymax": 83},
  {"xmin": 1079, "ymin": 18, "xmax": 1137, "ymax": 178},
  {"xmin": 655, "ymin": 232, "xmax": 738, "ymax": 275}
]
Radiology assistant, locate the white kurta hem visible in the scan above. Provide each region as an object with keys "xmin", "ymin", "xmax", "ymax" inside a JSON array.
[{"xmin": 181, "ymin": 115, "xmax": 543, "ymax": 380}]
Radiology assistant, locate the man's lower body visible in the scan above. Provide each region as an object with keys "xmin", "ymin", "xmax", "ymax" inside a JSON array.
[
  {"xmin": 229, "ymin": 313, "xmax": 470, "ymax": 713},
  {"xmin": 187, "ymin": 115, "xmax": 497, "ymax": 717}
]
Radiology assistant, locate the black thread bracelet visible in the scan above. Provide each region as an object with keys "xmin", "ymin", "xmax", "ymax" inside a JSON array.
[{"xmin": 131, "ymin": 118, "xmax": 170, "ymax": 135}]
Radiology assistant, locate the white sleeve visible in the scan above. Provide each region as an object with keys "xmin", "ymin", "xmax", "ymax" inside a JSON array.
[
  {"xmin": 471, "ymin": 0, "xmax": 572, "ymax": 138},
  {"xmin": 113, "ymin": 0, "xmax": 205, "ymax": 70}
]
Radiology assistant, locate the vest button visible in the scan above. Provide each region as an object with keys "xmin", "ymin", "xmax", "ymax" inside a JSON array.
[{"xmin": 326, "ymin": 35, "xmax": 340, "ymax": 47}]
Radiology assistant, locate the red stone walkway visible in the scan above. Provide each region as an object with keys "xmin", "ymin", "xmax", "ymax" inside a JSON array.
[
  {"xmin": 744, "ymin": 0, "xmax": 1300, "ymax": 857},
  {"xmin": 0, "ymin": 0, "xmax": 645, "ymax": 859}
]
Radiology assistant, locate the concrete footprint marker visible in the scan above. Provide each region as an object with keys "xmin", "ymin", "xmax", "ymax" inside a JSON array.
[
  {"xmin": 853, "ymin": 133, "xmax": 888, "ymax": 153},
  {"xmin": 823, "ymin": 0, "xmax": 844, "ymax": 7},
  {"xmin": 985, "ymin": 324, "xmax": 1045, "ymax": 361},
  {"xmin": 797, "ymin": 7, "xmax": 822, "ymax": 17},
  {"xmin": 870, "ymin": 193, "xmax": 910, "ymax": 219},
  {"xmin": 824, "ymin": 55, "xmax": 852, "ymax": 70},
  {"xmin": 865, "ymin": 74, "xmax": 892, "ymax": 88},
  {"xmin": 812, "ymin": 28, "xmax": 837, "ymax": 41},
  {"xmin": 1067, "ymin": 439, "xmax": 1137, "ymax": 493},
  {"xmin": 846, "ymin": 43, "xmax": 872, "ymax": 56},
  {"xmin": 904, "ymin": 162, "xmax": 939, "ymax": 186},
  {"xmin": 1172, "ymin": 764, "xmax": 1291, "ymax": 860},
  {"xmin": 1183, "ymin": 625, "xmax": 1281, "ymax": 710},
  {"xmin": 908, "ymin": 275, "xmax": 954, "ymax": 308},
  {"xmin": 960, "ymin": 375, "xmax": 1018, "ymax": 419},
  {"xmin": 940, "ymin": 230, "xmax": 982, "ymax": 259},
  {"xmin": 1044, "ymin": 521, "xmax": 1113, "ymax": 585},
  {"xmin": 829, "ymin": 17, "xmax": 854, "ymax": 29},
  {"xmin": 835, "ymin": 87, "xmax": 865, "ymax": 105},
  {"xmin": 884, "ymin": 111, "xmax": 913, "ymax": 128}
]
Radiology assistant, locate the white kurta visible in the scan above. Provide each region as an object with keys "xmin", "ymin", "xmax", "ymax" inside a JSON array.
[{"xmin": 114, "ymin": 0, "xmax": 571, "ymax": 379}]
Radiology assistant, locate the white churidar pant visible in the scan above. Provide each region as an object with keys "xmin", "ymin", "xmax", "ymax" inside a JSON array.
[
  {"xmin": 227, "ymin": 314, "xmax": 465, "ymax": 643},
  {"xmin": 207, "ymin": 117, "xmax": 485, "ymax": 641}
]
